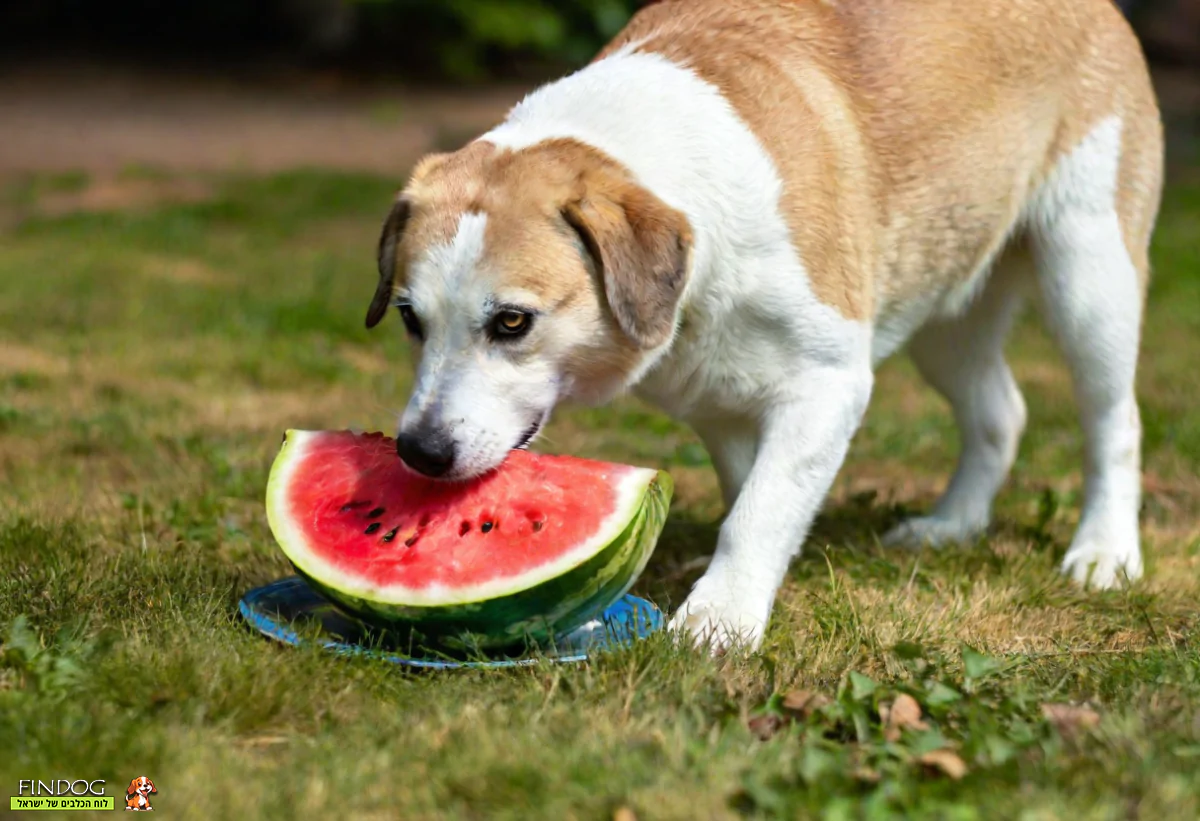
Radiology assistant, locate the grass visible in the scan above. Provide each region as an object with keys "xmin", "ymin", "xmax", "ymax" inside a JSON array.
[{"xmin": 1, "ymin": 167, "xmax": 1199, "ymax": 820}]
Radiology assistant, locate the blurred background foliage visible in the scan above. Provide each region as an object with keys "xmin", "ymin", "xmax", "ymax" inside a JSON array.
[
  {"xmin": 0, "ymin": 0, "xmax": 1195, "ymax": 83},
  {"xmin": 0, "ymin": 0, "xmax": 643, "ymax": 82},
  {"xmin": 348, "ymin": 0, "xmax": 640, "ymax": 79}
]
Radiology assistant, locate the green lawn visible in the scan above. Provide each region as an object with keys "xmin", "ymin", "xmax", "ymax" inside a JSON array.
[{"xmin": 2, "ymin": 169, "xmax": 1199, "ymax": 820}]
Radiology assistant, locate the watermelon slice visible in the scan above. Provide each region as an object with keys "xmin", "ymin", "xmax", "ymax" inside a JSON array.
[{"xmin": 265, "ymin": 430, "xmax": 672, "ymax": 650}]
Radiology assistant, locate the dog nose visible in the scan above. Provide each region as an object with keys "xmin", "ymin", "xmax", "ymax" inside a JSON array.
[{"xmin": 396, "ymin": 429, "xmax": 456, "ymax": 478}]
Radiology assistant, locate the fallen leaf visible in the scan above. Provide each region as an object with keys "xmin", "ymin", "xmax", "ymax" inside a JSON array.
[
  {"xmin": 882, "ymin": 693, "xmax": 929, "ymax": 742},
  {"xmin": 748, "ymin": 713, "xmax": 787, "ymax": 741},
  {"xmin": 237, "ymin": 735, "xmax": 290, "ymax": 748},
  {"xmin": 613, "ymin": 807, "xmax": 638, "ymax": 821},
  {"xmin": 918, "ymin": 749, "xmax": 968, "ymax": 780},
  {"xmin": 782, "ymin": 689, "xmax": 831, "ymax": 719},
  {"xmin": 1042, "ymin": 703, "xmax": 1101, "ymax": 738},
  {"xmin": 853, "ymin": 766, "xmax": 881, "ymax": 784}
]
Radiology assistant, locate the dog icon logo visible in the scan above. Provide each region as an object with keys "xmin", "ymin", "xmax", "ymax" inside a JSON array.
[{"xmin": 124, "ymin": 776, "xmax": 156, "ymax": 811}]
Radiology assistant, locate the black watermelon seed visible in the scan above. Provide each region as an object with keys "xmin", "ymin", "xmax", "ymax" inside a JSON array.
[
  {"xmin": 405, "ymin": 534, "xmax": 419, "ymax": 547},
  {"xmin": 364, "ymin": 522, "xmax": 382, "ymax": 535},
  {"xmin": 380, "ymin": 528, "xmax": 399, "ymax": 543},
  {"xmin": 367, "ymin": 507, "xmax": 385, "ymax": 519},
  {"xmin": 532, "ymin": 521, "xmax": 543, "ymax": 532},
  {"xmin": 481, "ymin": 521, "xmax": 494, "ymax": 533}
]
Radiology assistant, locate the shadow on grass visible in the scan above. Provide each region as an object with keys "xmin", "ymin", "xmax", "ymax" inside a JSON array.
[
  {"xmin": 809, "ymin": 490, "xmax": 908, "ymax": 552},
  {"xmin": 633, "ymin": 487, "xmax": 1084, "ymax": 610},
  {"xmin": 633, "ymin": 516, "xmax": 720, "ymax": 609},
  {"xmin": 635, "ymin": 493, "xmax": 909, "ymax": 609}
]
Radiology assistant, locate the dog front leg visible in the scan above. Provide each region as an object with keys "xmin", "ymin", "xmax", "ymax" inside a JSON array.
[{"xmin": 669, "ymin": 365, "xmax": 873, "ymax": 653}]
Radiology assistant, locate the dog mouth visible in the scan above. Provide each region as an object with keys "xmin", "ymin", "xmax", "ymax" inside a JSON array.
[{"xmin": 513, "ymin": 413, "xmax": 548, "ymax": 451}]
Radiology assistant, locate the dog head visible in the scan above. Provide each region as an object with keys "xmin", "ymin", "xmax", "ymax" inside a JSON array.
[
  {"xmin": 126, "ymin": 777, "xmax": 156, "ymax": 798},
  {"xmin": 367, "ymin": 138, "xmax": 693, "ymax": 480}
]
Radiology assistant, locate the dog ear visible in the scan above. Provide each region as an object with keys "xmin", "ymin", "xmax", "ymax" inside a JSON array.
[
  {"xmin": 366, "ymin": 196, "xmax": 413, "ymax": 330},
  {"xmin": 126, "ymin": 780, "xmax": 138, "ymax": 796},
  {"xmin": 562, "ymin": 180, "xmax": 692, "ymax": 349},
  {"xmin": 147, "ymin": 779, "xmax": 156, "ymax": 794}
]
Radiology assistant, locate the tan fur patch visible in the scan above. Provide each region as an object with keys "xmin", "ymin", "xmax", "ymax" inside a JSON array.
[{"xmin": 603, "ymin": 0, "xmax": 1163, "ymax": 316}]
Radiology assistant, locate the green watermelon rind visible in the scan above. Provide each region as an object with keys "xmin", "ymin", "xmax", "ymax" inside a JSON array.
[
  {"xmin": 298, "ymin": 470, "xmax": 670, "ymax": 649},
  {"xmin": 265, "ymin": 430, "xmax": 672, "ymax": 649}
]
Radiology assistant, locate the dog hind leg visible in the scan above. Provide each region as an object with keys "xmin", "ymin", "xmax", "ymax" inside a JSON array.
[
  {"xmin": 1028, "ymin": 116, "xmax": 1153, "ymax": 589},
  {"xmin": 883, "ymin": 252, "xmax": 1031, "ymax": 548}
]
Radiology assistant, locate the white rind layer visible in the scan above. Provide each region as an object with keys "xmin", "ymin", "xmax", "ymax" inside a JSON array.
[{"xmin": 266, "ymin": 430, "xmax": 660, "ymax": 608}]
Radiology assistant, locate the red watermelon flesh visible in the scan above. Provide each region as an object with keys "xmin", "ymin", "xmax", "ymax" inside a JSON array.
[{"xmin": 265, "ymin": 430, "xmax": 672, "ymax": 648}]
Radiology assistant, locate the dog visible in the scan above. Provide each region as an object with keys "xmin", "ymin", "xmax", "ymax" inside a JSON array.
[
  {"xmin": 125, "ymin": 777, "xmax": 156, "ymax": 811},
  {"xmin": 365, "ymin": 0, "xmax": 1164, "ymax": 652}
]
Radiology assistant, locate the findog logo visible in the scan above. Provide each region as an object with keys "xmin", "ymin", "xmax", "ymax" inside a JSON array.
[
  {"xmin": 11, "ymin": 779, "xmax": 112, "ymax": 812},
  {"xmin": 125, "ymin": 776, "xmax": 157, "ymax": 812}
]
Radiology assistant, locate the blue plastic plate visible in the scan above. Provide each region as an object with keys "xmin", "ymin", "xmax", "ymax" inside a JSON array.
[{"xmin": 239, "ymin": 576, "xmax": 663, "ymax": 669}]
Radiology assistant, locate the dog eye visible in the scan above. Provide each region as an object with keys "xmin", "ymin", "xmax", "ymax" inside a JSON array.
[
  {"xmin": 490, "ymin": 310, "xmax": 533, "ymax": 340},
  {"xmin": 396, "ymin": 304, "xmax": 423, "ymax": 340}
]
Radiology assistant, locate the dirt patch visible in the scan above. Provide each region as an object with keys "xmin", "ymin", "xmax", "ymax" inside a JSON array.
[
  {"xmin": 0, "ymin": 343, "xmax": 70, "ymax": 376},
  {"xmin": 295, "ymin": 216, "xmax": 382, "ymax": 251},
  {"xmin": 667, "ymin": 466, "xmax": 722, "ymax": 513},
  {"xmin": 0, "ymin": 62, "xmax": 525, "ymax": 180},
  {"xmin": 190, "ymin": 387, "xmax": 367, "ymax": 433},
  {"xmin": 138, "ymin": 254, "xmax": 226, "ymax": 286},
  {"xmin": 336, "ymin": 345, "xmax": 393, "ymax": 376},
  {"xmin": 37, "ymin": 174, "xmax": 215, "ymax": 217}
]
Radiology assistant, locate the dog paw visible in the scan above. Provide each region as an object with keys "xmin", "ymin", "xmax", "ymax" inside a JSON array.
[
  {"xmin": 1061, "ymin": 537, "xmax": 1142, "ymax": 590},
  {"xmin": 668, "ymin": 588, "xmax": 768, "ymax": 655},
  {"xmin": 881, "ymin": 516, "xmax": 985, "ymax": 549}
]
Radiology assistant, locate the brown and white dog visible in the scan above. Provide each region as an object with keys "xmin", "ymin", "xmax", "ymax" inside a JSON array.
[
  {"xmin": 366, "ymin": 0, "xmax": 1163, "ymax": 652},
  {"xmin": 125, "ymin": 777, "xmax": 156, "ymax": 811}
]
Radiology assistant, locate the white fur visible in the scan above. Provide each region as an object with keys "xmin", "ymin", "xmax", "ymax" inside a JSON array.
[
  {"xmin": 487, "ymin": 49, "xmax": 874, "ymax": 651},
  {"xmin": 398, "ymin": 213, "xmax": 562, "ymax": 480},
  {"xmin": 1028, "ymin": 116, "xmax": 1145, "ymax": 588}
]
